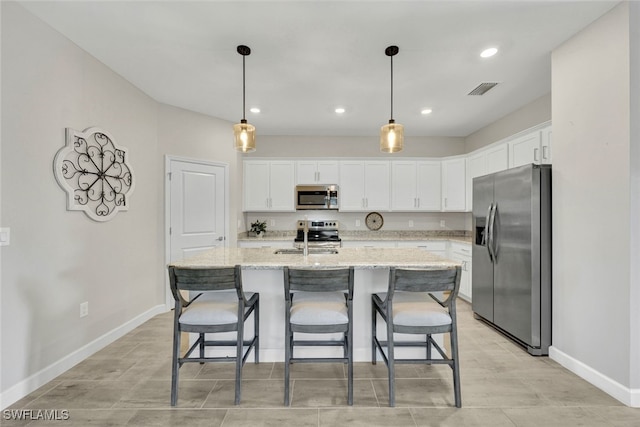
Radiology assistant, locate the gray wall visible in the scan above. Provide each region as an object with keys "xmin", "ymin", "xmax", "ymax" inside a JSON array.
[
  {"xmin": 245, "ymin": 135, "xmax": 465, "ymax": 158},
  {"xmin": 0, "ymin": 2, "xmax": 161, "ymax": 394},
  {"xmin": 464, "ymin": 93, "xmax": 551, "ymax": 152},
  {"xmin": 551, "ymin": 1, "xmax": 639, "ymax": 398},
  {"xmin": 0, "ymin": 3, "xmax": 240, "ymax": 405},
  {"xmin": 157, "ymin": 104, "xmax": 243, "ymax": 244}
]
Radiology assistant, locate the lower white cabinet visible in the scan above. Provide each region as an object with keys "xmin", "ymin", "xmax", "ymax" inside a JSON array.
[
  {"xmin": 396, "ymin": 240, "xmax": 447, "ymax": 257},
  {"xmin": 238, "ymin": 240, "xmax": 294, "ymax": 249},
  {"xmin": 449, "ymin": 242, "xmax": 472, "ymax": 301},
  {"xmin": 341, "ymin": 240, "xmax": 397, "ymax": 248}
]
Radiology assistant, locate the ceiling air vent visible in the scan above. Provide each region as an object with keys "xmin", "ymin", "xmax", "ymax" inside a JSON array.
[{"xmin": 468, "ymin": 82, "xmax": 499, "ymax": 96}]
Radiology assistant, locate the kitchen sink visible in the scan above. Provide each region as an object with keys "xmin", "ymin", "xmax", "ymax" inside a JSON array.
[{"xmin": 274, "ymin": 248, "xmax": 339, "ymax": 255}]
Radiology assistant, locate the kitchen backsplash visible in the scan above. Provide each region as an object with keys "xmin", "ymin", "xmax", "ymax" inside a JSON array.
[{"xmin": 243, "ymin": 211, "xmax": 472, "ymax": 232}]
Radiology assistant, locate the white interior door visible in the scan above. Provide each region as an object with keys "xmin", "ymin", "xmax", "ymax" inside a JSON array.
[{"xmin": 166, "ymin": 158, "xmax": 228, "ymax": 307}]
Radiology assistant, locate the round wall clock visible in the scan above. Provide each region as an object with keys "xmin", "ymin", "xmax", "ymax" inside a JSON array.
[{"xmin": 365, "ymin": 212, "xmax": 384, "ymax": 231}]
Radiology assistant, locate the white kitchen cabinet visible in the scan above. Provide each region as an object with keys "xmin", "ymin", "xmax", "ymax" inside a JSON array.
[
  {"xmin": 396, "ymin": 240, "xmax": 447, "ymax": 257},
  {"xmin": 509, "ymin": 125, "xmax": 552, "ymax": 168},
  {"xmin": 339, "ymin": 161, "xmax": 390, "ymax": 211},
  {"xmin": 541, "ymin": 125, "xmax": 552, "ymax": 164},
  {"xmin": 243, "ymin": 160, "xmax": 295, "ymax": 211},
  {"xmin": 449, "ymin": 241, "xmax": 472, "ymax": 301},
  {"xmin": 509, "ymin": 132, "xmax": 542, "ymax": 168},
  {"xmin": 391, "ymin": 161, "xmax": 441, "ymax": 211},
  {"xmin": 238, "ymin": 240, "xmax": 294, "ymax": 249},
  {"xmin": 341, "ymin": 240, "xmax": 397, "ymax": 248},
  {"xmin": 465, "ymin": 142, "xmax": 509, "ymax": 210},
  {"xmin": 441, "ymin": 158, "xmax": 466, "ymax": 211},
  {"xmin": 296, "ymin": 160, "xmax": 339, "ymax": 185},
  {"xmin": 485, "ymin": 143, "xmax": 509, "ymax": 175}
]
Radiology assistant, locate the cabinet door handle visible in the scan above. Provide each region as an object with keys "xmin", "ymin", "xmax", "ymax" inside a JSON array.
[
  {"xmin": 542, "ymin": 146, "xmax": 549, "ymax": 161},
  {"xmin": 534, "ymin": 148, "xmax": 540, "ymax": 162}
]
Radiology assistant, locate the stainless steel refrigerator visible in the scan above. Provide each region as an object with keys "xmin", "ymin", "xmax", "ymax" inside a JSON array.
[{"xmin": 472, "ymin": 164, "xmax": 551, "ymax": 355}]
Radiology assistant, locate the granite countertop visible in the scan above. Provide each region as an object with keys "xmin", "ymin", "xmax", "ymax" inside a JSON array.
[
  {"xmin": 170, "ymin": 247, "xmax": 460, "ymax": 270},
  {"xmin": 237, "ymin": 230, "xmax": 472, "ymax": 244}
]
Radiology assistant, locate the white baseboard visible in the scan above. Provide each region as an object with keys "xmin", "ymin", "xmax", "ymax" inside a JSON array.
[
  {"xmin": 549, "ymin": 346, "xmax": 640, "ymax": 407},
  {"xmin": 0, "ymin": 305, "xmax": 167, "ymax": 410}
]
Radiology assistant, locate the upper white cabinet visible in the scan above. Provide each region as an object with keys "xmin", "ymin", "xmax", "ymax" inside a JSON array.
[
  {"xmin": 296, "ymin": 160, "xmax": 339, "ymax": 185},
  {"xmin": 339, "ymin": 161, "xmax": 390, "ymax": 211},
  {"xmin": 243, "ymin": 160, "xmax": 295, "ymax": 211},
  {"xmin": 508, "ymin": 124, "xmax": 552, "ymax": 168},
  {"xmin": 441, "ymin": 158, "xmax": 466, "ymax": 211},
  {"xmin": 541, "ymin": 125, "xmax": 552, "ymax": 164},
  {"xmin": 465, "ymin": 142, "xmax": 509, "ymax": 210},
  {"xmin": 485, "ymin": 143, "xmax": 509, "ymax": 175},
  {"xmin": 390, "ymin": 161, "xmax": 441, "ymax": 211}
]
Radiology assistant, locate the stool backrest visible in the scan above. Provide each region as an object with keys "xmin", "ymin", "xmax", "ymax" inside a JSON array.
[
  {"xmin": 388, "ymin": 267, "xmax": 461, "ymax": 301},
  {"xmin": 168, "ymin": 265, "xmax": 243, "ymax": 305},
  {"xmin": 284, "ymin": 267, "xmax": 354, "ymax": 299}
]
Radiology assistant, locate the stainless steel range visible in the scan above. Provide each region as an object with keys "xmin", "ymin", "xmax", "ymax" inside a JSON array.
[{"xmin": 294, "ymin": 219, "xmax": 341, "ymax": 249}]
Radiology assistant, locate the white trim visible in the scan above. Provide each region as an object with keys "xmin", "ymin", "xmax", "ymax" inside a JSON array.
[
  {"xmin": 164, "ymin": 155, "xmax": 230, "ymax": 310},
  {"xmin": 0, "ymin": 304, "xmax": 166, "ymax": 410},
  {"xmin": 549, "ymin": 346, "xmax": 640, "ymax": 407}
]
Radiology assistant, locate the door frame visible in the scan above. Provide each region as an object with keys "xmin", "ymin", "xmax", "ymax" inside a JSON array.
[{"xmin": 164, "ymin": 155, "xmax": 230, "ymax": 310}]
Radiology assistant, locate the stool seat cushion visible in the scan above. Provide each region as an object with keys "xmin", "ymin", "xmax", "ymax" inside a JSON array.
[
  {"xmin": 290, "ymin": 291, "xmax": 348, "ymax": 325},
  {"xmin": 375, "ymin": 292, "xmax": 451, "ymax": 327},
  {"xmin": 179, "ymin": 291, "xmax": 255, "ymax": 326}
]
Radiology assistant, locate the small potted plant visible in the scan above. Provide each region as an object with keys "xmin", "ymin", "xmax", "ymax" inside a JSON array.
[{"xmin": 249, "ymin": 220, "xmax": 267, "ymax": 238}]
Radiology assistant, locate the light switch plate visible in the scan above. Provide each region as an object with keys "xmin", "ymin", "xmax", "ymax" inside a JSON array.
[{"xmin": 0, "ymin": 228, "xmax": 10, "ymax": 246}]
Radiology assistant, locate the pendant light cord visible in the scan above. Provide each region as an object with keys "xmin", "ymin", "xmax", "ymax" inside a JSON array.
[
  {"xmin": 242, "ymin": 54, "xmax": 246, "ymax": 121},
  {"xmin": 390, "ymin": 54, "xmax": 394, "ymax": 121}
]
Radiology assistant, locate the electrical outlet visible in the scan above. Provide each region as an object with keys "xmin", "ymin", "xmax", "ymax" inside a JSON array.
[
  {"xmin": 0, "ymin": 228, "xmax": 10, "ymax": 246},
  {"xmin": 355, "ymin": 219, "xmax": 361, "ymax": 227},
  {"xmin": 408, "ymin": 220, "xmax": 414, "ymax": 228},
  {"xmin": 80, "ymin": 301, "xmax": 89, "ymax": 318},
  {"xmin": 440, "ymin": 220, "xmax": 446, "ymax": 228},
  {"xmin": 269, "ymin": 219, "xmax": 276, "ymax": 226}
]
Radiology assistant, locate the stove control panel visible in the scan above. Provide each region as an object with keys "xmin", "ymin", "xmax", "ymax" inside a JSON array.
[{"xmin": 297, "ymin": 220, "xmax": 338, "ymax": 230}]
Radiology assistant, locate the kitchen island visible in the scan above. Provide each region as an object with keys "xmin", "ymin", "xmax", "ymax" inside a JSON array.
[{"xmin": 170, "ymin": 247, "xmax": 460, "ymax": 362}]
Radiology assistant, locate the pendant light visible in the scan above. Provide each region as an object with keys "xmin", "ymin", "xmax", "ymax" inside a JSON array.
[
  {"xmin": 233, "ymin": 45, "xmax": 256, "ymax": 153},
  {"xmin": 380, "ymin": 45, "xmax": 404, "ymax": 153}
]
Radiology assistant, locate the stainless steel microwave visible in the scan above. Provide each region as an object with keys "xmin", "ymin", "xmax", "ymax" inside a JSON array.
[{"xmin": 295, "ymin": 185, "xmax": 339, "ymax": 210}]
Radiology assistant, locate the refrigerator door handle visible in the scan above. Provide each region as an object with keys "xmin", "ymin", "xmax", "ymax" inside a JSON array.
[
  {"xmin": 485, "ymin": 203, "xmax": 494, "ymax": 262},
  {"xmin": 489, "ymin": 203, "xmax": 498, "ymax": 261}
]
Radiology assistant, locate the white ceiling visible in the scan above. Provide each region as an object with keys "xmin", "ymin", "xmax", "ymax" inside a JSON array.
[{"xmin": 19, "ymin": 1, "xmax": 617, "ymax": 137}]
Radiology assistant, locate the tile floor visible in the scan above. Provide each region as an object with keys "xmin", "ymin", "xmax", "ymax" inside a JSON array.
[{"xmin": 5, "ymin": 300, "xmax": 639, "ymax": 426}]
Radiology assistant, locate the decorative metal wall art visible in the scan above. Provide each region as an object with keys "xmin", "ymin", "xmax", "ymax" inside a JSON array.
[{"xmin": 54, "ymin": 127, "xmax": 134, "ymax": 222}]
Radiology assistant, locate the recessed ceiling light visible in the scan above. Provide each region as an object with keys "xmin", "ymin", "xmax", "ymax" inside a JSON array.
[
  {"xmin": 249, "ymin": 107, "xmax": 260, "ymax": 113},
  {"xmin": 480, "ymin": 47, "xmax": 498, "ymax": 58},
  {"xmin": 421, "ymin": 108, "xmax": 433, "ymax": 115},
  {"xmin": 335, "ymin": 107, "xmax": 346, "ymax": 114}
]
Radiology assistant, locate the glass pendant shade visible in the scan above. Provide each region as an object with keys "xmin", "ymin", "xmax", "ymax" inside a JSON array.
[
  {"xmin": 233, "ymin": 119, "xmax": 256, "ymax": 153},
  {"xmin": 380, "ymin": 120, "xmax": 404, "ymax": 153}
]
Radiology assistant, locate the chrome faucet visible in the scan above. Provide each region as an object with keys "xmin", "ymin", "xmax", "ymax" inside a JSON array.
[{"xmin": 303, "ymin": 218, "xmax": 309, "ymax": 256}]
